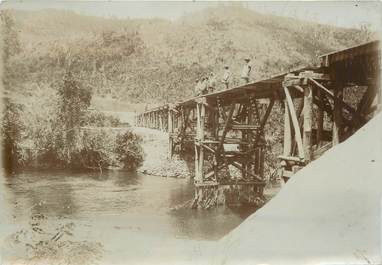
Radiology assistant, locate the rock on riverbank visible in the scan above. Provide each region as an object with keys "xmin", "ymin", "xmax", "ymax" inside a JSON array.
[{"xmin": 133, "ymin": 127, "xmax": 191, "ymax": 178}]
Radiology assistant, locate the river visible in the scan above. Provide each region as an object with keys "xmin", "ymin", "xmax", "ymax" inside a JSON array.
[
  {"xmin": 1, "ymin": 170, "xmax": 257, "ymax": 241},
  {"xmin": 0, "ymin": 125, "xmax": 279, "ymax": 264}
]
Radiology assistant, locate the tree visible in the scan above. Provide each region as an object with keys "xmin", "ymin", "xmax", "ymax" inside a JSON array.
[
  {"xmin": 1, "ymin": 99, "xmax": 23, "ymax": 172},
  {"xmin": 0, "ymin": 10, "xmax": 21, "ymax": 62},
  {"xmin": 56, "ymin": 71, "xmax": 92, "ymax": 164},
  {"xmin": 1, "ymin": 10, "xmax": 21, "ymax": 92},
  {"xmin": 115, "ymin": 131, "xmax": 144, "ymax": 170}
]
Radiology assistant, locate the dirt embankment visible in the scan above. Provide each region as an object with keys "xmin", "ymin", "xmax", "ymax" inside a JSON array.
[
  {"xmin": 90, "ymin": 107, "xmax": 191, "ymax": 178},
  {"xmin": 133, "ymin": 127, "xmax": 191, "ymax": 178}
]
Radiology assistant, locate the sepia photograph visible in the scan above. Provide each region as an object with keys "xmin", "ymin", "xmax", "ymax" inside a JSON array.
[{"xmin": 0, "ymin": 0, "xmax": 381, "ymax": 264}]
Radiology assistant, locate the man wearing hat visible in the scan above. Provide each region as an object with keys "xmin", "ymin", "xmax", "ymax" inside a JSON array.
[
  {"xmin": 194, "ymin": 78, "xmax": 201, "ymax": 96},
  {"xmin": 200, "ymin": 76, "xmax": 209, "ymax": 95},
  {"xmin": 208, "ymin": 72, "xmax": 216, "ymax": 93},
  {"xmin": 221, "ymin": 65, "xmax": 231, "ymax": 90},
  {"xmin": 241, "ymin": 58, "xmax": 252, "ymax": 85}
]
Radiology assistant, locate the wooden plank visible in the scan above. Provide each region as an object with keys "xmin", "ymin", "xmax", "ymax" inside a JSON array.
[
  {"xmin": 255, "ymin": 97, "xmax": 275, "ymax": 145},
  {"xmin": 316, "ymin": 89, "xmax": 324, "ymax": 146},
  {"xmin": 168, "ymin": 110, "xmax": 173, "ymax": 158},
  {"xmin": 357, "ymin": 82, "xmax": 377, "ymax": 119},
  {"xmin": 203, "ymin": 139, "xmax": 251, "ymax": 145},
  {"xmin": 283, "ymin": 85, "xmax": 305, "ymax": 159},
  {"xmin": 201, "ymin": 144, "xmax": 216, "ymax": 154},
  {"xmin": 283, "ymin": 79, "xmax": 304, "ymax": 88},
  {"xmin": 313, "ymin": 142, "xmax": 333, "ymax": 160},
  {"xmin": 195, "ymin": 181, "xmax": 265, "ymax": 187},
  {"xmin": 309, "ymin": 78, "xmax": 365, "ymax": 124},
  {"xmin": 283, "ymin": 100, "xmax": 292, "ymax": 156},
  {"xmin": 332, "ymin": 84, "xmax": 343, "ymax": 145},
  {"xmin": 231, "ymin": 124, "xmax": 260, "ymax": 130},
  {"xmin": 282, "ymin": 170, "xmax": 294, "ymax": 178},
  {"xmin": 199, "ymin": 103, "xmax": 205, "ymax": 180},
  {"xmin": 204, "ymin": 164, "xmax": 227, "ymax": 181},
  {"xmin": 278, "ymin": 155, "xmax": 304, "ymax": 163},
  {"xmin": 195, "ymin": 181, "xmax": 219, "ymax": 187},
  {"xmin": 217, "ymin": 103, "xmax": 236, "ymax": 152},
  {"xmin": 194, "ymin": 145, "xmax": 200, "ymax": 182},
  {"xmin": 229, "ymin": 161, "xmax": 262, "ymax": 182},
  {"xmin": 303, "ymin": 84, "xmax": 313, "ymax": 162},
  {"xmin": 194, "ymin": 104, "xmax": 201, "ymax": 182},
  {"xmin": 293, "ymin": 85, "xmax": 304, "ymax": 93},
  {"xmin": 204, "ymin": 170, "xmax": 215, "ymax": 179},
  {"xmin": 196, "ymin": 103, "xmax": 200, "ymax": 139}
]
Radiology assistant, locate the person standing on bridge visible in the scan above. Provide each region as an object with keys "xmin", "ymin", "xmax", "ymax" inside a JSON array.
[
  {"xmin": 221, "ymin": 65, "xmax": 231, "ymax": 90},
  {"xmin": 208, "ymin": 72, "xmax": 216, "ymax": 93},
  {"xmin": 194, "ymin": 78, "xmax": 201, "ymax": 96},
  {"xmin": 241, "ymin": 58, "xmax": 252, "ymax": 85},
  {"xmin": 200, "ymin": 76, "xmax": 209, "ymax": 95}
]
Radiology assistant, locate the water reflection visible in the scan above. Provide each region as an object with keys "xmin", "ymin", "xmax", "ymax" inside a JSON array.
[{"xmin": 2, "ymin": 170, "xmax": 258, "ymax": 240}]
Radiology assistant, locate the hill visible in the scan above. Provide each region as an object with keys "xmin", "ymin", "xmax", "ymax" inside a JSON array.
[{"xmin": 2, "ymin": 6, "xmax": 373, "ymax": 108}]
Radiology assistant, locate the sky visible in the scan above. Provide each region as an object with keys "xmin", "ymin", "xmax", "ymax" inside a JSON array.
[{"xmin": 1, "ymin": 0, "xmax": 381, "ymax": 30}]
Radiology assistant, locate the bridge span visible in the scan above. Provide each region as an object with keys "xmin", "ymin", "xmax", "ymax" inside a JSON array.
[{"xmin": 135, "ymin": 40, "xmax": 380, "ymax": 208}]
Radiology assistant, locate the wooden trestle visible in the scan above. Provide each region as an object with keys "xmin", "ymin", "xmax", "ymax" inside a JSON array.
[{"xmin": 135, "ymin": 40, "xmax": 381, "ymax": 208}]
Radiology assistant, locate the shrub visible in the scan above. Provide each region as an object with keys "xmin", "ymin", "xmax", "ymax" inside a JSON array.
[
  {"xmin": 1, "ymin": 99, "xmax": 24, "ymax": 171},
  {"xmin": 115, "ymin": 130, "xmax": 144, "ymax": 170},
  {"xmin": 75, "ymin": 129, "xmax": 117, "ymax": 170}
]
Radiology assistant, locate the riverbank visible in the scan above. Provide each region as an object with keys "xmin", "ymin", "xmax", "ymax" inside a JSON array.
[{"xmin": 133, "ymin": 127, "xmax": 191, "ymax": 178}]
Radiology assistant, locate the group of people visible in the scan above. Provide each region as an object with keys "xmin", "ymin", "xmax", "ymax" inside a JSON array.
[
  {"xmin": 194, "ymin": 72, "xmax": 217, "ymax": 96},
  {"xmin": 194, "ymin": 58, "xmax": 252, "ymax": 96}
]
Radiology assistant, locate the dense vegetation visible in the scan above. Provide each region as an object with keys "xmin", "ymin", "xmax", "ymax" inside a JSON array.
[
  {"xmin": 1, "ymin": 70, "xmax": 144, "ymax": 172},
  {"xmin": 2, "ymin": 7, "xmax": 372, "ymax": 107}
]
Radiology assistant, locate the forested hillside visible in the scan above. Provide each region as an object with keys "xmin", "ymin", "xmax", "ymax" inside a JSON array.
[{"xmin": 2, "ymin": 6, "xmax": 372, "ymax": 107}]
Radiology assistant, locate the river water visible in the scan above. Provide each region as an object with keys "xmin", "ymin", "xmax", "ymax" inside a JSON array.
[{"xmin": 1, "ymin": 170, "xmax": 257, "ymax": 241}]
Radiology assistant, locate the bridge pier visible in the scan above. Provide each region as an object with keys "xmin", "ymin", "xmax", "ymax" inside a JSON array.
[
  {"xmin": 168, "ymin": 106, "xmax": 174, "ymax": 158},
  {"xmin": 190, "ymin": 93, "xmax": 273, "ymax": 208}
]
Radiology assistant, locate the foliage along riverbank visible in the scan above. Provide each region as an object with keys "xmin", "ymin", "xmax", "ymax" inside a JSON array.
[{"xmin": 1, "ymin": 72, "xmax": 144, "ymax": 173}]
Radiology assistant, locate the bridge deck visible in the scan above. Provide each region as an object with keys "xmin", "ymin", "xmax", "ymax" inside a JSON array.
[{"xmin": 140, "ymin": 66, "xmax": 321, "ymax": 113}]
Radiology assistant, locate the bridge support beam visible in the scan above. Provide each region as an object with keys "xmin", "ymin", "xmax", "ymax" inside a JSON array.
[
  {"xmin": 332, "ymin": 84, "xmax": 343, "ymax": 146},
  {"xmin": 168, "ymin": 107, "xmax": 174, "ymax": 159},
  {"xmin": 283, "ymin": 99, "xmax": 292, "ymax": 157},
  {"xmin": 280, "ymin": 69, "xmax": 376, "ymax": 182},
  {"xmin": 316, "ymin": 89, "xmax": 324, "ymax": 147},
  {"xmin": 303, "ymin": 83, "xmax": 313, "ymax": 162},
  {"xmin": 194, "ymin": 98, "xmax": 205, "ymax": 183}
]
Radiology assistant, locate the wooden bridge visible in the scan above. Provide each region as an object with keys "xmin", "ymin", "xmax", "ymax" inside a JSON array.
[{"xmin": 135, "ymin": 40, "xmax": 381, "ymax": 207}]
